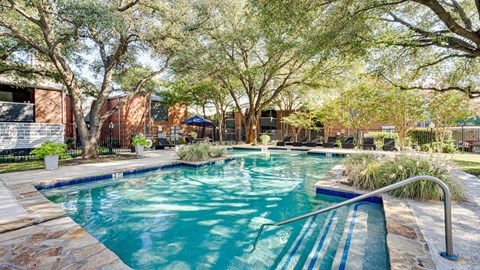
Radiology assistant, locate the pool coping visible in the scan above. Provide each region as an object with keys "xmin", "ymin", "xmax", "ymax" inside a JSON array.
[{"xmin": 315, "ymin": 164, "xmax": 436, "ymax": 270}]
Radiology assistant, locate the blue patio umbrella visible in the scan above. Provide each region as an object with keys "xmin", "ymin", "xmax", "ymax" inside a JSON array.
[{"xmin": 182, "ymin": 115, "xmax": 215, "ymax": 127}]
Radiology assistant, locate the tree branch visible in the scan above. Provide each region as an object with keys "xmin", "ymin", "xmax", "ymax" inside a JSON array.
[
  {"xmin": 380, "ymin": 74, "xmax": 479, "ymax": 98},
  {"xmin": 414, "ymin": 0, "xmax": 480, "ymax": 45},
  {"xmin": 446, "ymin": 0, "xmax": 473, "ymax": 30},
  {"xmin": 118, "ymin": 0, "xmax": 140, "ymax": 12},
  {"xmin": 6, "ymin": 0, "xmax": 41, "ymax": 26}
]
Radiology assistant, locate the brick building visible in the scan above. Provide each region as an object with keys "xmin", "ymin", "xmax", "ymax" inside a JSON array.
[
  {"xmin": 224, "ymin": 108, "xmax": 399, "ymax": 142},
  {"xmin": 0, "ymin": 80, "xmax": 188, "ymax": 150}
]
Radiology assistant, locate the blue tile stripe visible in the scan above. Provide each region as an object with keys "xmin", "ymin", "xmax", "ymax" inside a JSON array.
[
  {"xmin": 338, "ymin": 203, "xmax": 369, "ymax": 270},
  {"xmin": 316, "ymin": 187, "xmax": 383, "ymax": 204},
  {"xmin": 35, "ymin": 157, "xmax": 235, "ymax": 191},
  {"xmin": 307, "ymin": 210, "xmax": 338, "ymax": 270},
  {"xmin": 231, "ymin": 147, "xmax": 262, "ymax": 151},
  {"xmin": 281, "ymin": 214, "xmax": 319, "ymax": 270}
]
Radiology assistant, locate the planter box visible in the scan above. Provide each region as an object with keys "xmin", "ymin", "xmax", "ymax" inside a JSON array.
[
  {"xmin": 135, "ymin": 143, "xmax": 144, "ymax": 156},
  {"xmin": 44, "ymin": 154, "xmax": 59, "ymax": 170}
]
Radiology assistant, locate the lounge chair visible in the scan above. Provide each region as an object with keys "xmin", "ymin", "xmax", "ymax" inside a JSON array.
[
  {"xmin": 363, "ymin": 138, "xmax": 376, "ymax": 150},
  {"xmin": 157, "ymin": 138, "xmax": 175, "ymax": 149},
  {"xmin": 292, "ymin": 136, "xmax": 308, "ymax": 147},
  {"xmin": 341, "ymin": 137, "xmax": 355, "ymax": 149},
  {"xmin": 383, "ymin": 138, "xmax": 396, "ymax": 151},
  {"xmin": 323, "ymin": 137, "xmax": 337, "ymax": 148},
  {"xmin": 185, "ymin": 136, "xmax": 195, "ymax": 144},
  {"xmin": 306, "ymin": 137, "xmax": 322, "ymax": 147},
  {"xmin": 276, "ymin": 135, "xmax": 292, "ymax": 146}
]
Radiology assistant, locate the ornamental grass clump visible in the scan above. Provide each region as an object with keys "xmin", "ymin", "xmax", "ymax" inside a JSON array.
[
  {"xmin": 176, "ymin": 144, "xmax": 226, "ymax": 162},
  {"xmin": 208, "ymin": 146, "xmax": 227, "ymax": 158},
  {"xmin": 343, "ymin": 154, "xmax": 463, "ymax": 201}
]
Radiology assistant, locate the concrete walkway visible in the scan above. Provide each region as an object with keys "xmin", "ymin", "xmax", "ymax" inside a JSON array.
[
  {"xmin": 0, "ymin": 182, "xmax": 26, "ymax": 222},
  {"xmin": 0, "ymin": 150, "xmax": 177, "ymax": 186},
  {"xmin": 408, "ymin": 169, "xmax": 480, "ymax": 270}
]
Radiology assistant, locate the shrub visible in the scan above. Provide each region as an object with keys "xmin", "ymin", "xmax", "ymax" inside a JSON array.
[
  {"xmin": 420, "ymin": 140, "xmax": 457, "ymax": 153},
  {"xmin": 208, "ymin": 146, "xmax": 227, "ymax": 158},
  {"xmin": 188, "ymin": 132, "xmax": 198, "ymax": 139},
  {"xmin": 176, "ymin": 144, "xmax": 226, "ymax": 162},
  {"xmin": 259, "ymin": 134, "xmax": 271, "ymax": 144},
  {"xmin": 131, "ymin": 136, "xmax": 148, "ymax": 147},
  {"xmin": 66, "ymin": 137, "xmax": 75, "ymax": 149},
  {"xmin": 408, "ymin": 128, "xmax": 453, "ymax": 149},
  {"xmin": 30, "ymin": 141, "xmax": 68, "ymax": 159},
  {"xmin": 343, "ymin": 153, "xmax": 463, "ymax": 201},
  {"xmin": 366, "ymin": 132, "xmax": 399, "ymax": 149},
  {"xmin": 343, "ymin": 153, "xmax": 384, "ymax": 190}
]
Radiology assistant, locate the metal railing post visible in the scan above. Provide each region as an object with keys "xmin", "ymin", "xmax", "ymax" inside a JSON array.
[{"xmin": 248, "ymin": 175, "xmax": 458, "ymax": 261}]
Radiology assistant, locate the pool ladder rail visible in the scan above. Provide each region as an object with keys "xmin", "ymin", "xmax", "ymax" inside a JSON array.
[{"xmin": 249, "ymin": 175, "xmax": 459, "ymax": 261}]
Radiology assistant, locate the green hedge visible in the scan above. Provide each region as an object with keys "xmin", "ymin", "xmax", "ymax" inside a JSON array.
[{"xmin": 408, "ymin": 128, "xmax": 452, "ymax": 146}]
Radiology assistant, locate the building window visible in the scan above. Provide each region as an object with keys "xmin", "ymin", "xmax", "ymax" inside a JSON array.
[
  {"xmin": 0, "ymin": 85, "xmax": 34, "ymax": 103},
  {"xmin": 151, "ymin": 101, "xmax": 168, "ymax": 121}
]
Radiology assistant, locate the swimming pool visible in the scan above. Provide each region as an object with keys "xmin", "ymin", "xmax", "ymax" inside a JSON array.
[{"xmin": 43, "ymin": 150, "xmax": 389, "ymax": 269}]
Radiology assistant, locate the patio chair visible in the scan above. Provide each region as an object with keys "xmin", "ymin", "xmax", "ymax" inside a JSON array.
[
  {"xmin": 306, "ymin": 137, "xmax": 322, "ymax": 147},
  {"xmin": 341, "ymin": 137, "xmax": 355, "ymax": 149},
  {"xmin": 323, "ymin": 137, "xmax": 337, "ymax": 148},
  {"xmin": 276, "ymin": 135, "xmax": 292, "ymax": 146},
  {"xmin": 383, "ymin": 138, "xmax": 396, "ymax": 151},
  {"xmin": 363, "ymin": 138, "xmax": 376, "ymax": 150},
  {"xmin": 292, "ymin": 136, "xmax": 308, "ymax": 147},
  {"xmin": 157, "ymin": 138, "xmax": 175, "ymax": 149},
  {"xmin": 185, "ymin": 136, "xmax": 194, "ymax": 144}
]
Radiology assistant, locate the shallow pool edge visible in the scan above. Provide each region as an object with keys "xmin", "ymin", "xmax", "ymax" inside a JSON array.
[{"xmin": 315, "ymin": 164, "xmax": 437, "ymax": 270}]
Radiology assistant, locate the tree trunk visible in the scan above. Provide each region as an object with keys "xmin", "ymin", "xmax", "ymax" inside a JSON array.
[
  {"xmin": 292, "ymin": 129, "xmax": 299, "ymax": 141},
  {"xmin": 218, "ymin": 116, "xmax": 224, "ymax": 144},
  {"xmin": 244, "ymin": 111, "xmax": 259, "ymax": 144},
  {"xmin": 81, "ymin": 138, "xmax": 100, "ymax": 159}
]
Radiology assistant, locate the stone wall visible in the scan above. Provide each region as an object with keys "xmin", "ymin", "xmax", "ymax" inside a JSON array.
[{"xmin": 0, "ymin": 122, "xmax": 64, "ymax": 150}]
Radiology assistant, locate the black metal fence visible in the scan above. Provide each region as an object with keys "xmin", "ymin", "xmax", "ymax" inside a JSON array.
[{"xmin": 3, "ymin": 124, "xmax": 480, "ymax": 163}]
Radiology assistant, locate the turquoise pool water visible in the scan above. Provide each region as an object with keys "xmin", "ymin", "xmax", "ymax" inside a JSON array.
[{"xmin": 44, "ymin": 151, "xmax": 389, "ymax": 269}]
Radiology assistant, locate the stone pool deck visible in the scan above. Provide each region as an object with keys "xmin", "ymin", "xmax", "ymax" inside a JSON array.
[
  {"xmin": 317, "ymin": 164, "xmax": 480, "ymax": 270},
  {"xmin": 1, "ymin": 147, "xmax": 479, "ymax": 269}
]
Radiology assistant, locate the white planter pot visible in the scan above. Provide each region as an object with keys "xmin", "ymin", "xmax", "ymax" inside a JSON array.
[
  {"xmin": 135, "ymin": 143, "xmax": 144, "ymax": 156},
  {"xmin": 44, "ymin": 154, "xmax": 59, "ymax": 170}
]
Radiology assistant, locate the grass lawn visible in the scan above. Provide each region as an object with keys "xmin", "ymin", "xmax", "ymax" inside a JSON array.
[
  {"xmin": 452, "ymin": 154, "xmax": 480, "ymax": 176},
  {"xmin": 0, "ymin": 155, "xmax": 136, "ymax": 174}
]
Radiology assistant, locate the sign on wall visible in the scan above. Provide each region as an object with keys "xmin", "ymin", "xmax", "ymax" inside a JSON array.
[{"xmin": 0, "ymin": 122, "xmax": 64, "ymax": 149}]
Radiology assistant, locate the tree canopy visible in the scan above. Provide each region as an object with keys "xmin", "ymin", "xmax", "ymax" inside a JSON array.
[{"xmin": 0, "ymin": 0, "xmax": 205, "ymax": 157}]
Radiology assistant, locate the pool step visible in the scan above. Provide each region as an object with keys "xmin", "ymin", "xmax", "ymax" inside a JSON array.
[
  {"xmin": 275, "ymin": 203, "xmax": 375, "ymax": 270},
  {"xmin": 275, "ymin": 205, "xmax": 351, "ymax": 270},
  {"xmin": 275, "ymin": 211, "xmax": 331, "ymax": 269},
  {"xmin": 332, "ymin": 203, "xmax": 369, "ymax": 270}
]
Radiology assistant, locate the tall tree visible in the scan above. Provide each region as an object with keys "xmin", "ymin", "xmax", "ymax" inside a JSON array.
[
  {"xmin": 340, "ymin": 77, "xmax": 383, "ymax": 144},
  {"xmin": 311, "ymin": 96, "xmax": 342, "ymax": 143},
  {"xmin": 163, "ymin": 79, "xmax": 234, "ymax": 143},
  {"xmin": 181, "ymin": 0, "xmax": 369, "ymax": 143},
  {"xmin": 364, "ymin": 0, "xmax": 480, "ymax": 97},
  {"xmin": 426, "ymin": 91, "xmax": 476, "ymax": 152},
  {"xmin": 281, "ymin": 111, "xmax": 314, "ymax": 142},
  {"xmin": 274, "ymin": 86, "xmax": 310, "ymax": 139},
  {"xmin": 0, "ymin": 0, "xmax": 202, "ymax": 158},
  {"xmin": 379, "ymin": 87, "xmax": 426, "ymax": 150}
]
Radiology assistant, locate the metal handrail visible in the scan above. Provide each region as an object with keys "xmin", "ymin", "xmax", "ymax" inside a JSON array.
[{"xmin": 248, "ymin": 175, "xmax": 458, "ymax": 261}]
